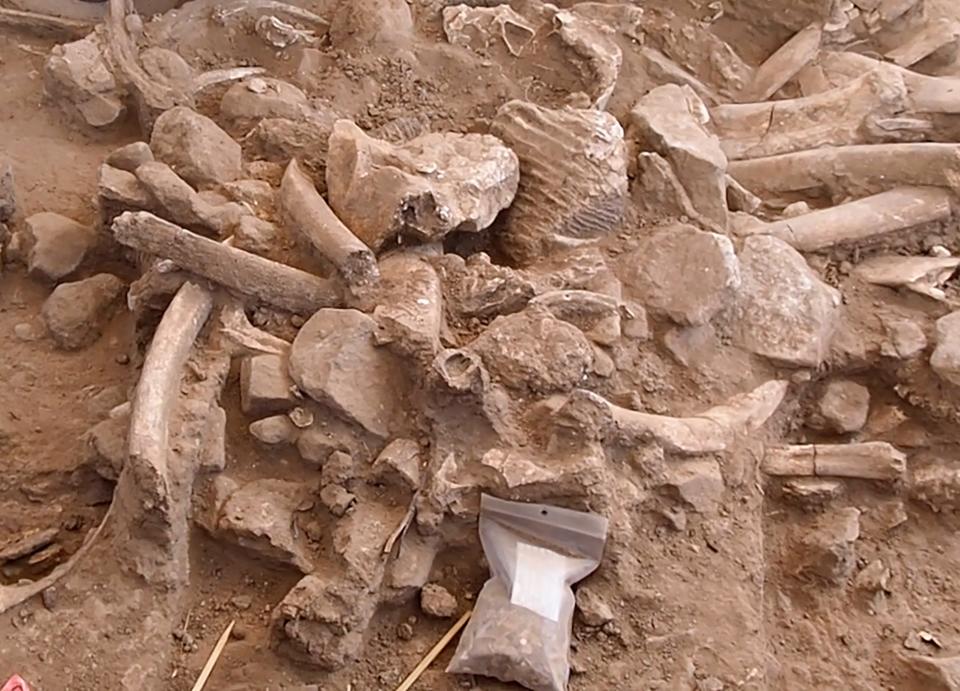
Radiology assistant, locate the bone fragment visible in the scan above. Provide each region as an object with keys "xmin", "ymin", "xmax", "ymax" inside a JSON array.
[
  {"xmin": 219, "ymin": 300, "xmax": 292, "ymax": 356},
  {"xmin": 192, "ymin": 66, "xmax": 267, "ymax": 94},
  {"xmin": 280, "ymin": 158, "xmax": 378, "ymax": 297},
  {"xmin": 0, "ymin": 7, "xmax": 92, "ymax": 40},
  {"xmin": 112, "ymin": 211, "xmax": 341, "ymax": 314},
  {"xmin": 713, "ymin": 69, "xmax": 912, "ymax": 160},
  {"xmin": 763, "ymin": 442, "xmax": 907, "ymax": 481},
  {"xmin": 738, "ymin": 23, "xmax": 822, "ymax": 102},
  {"xmin": 885, "ymin": 17, "xmax": 960, "ymax": 67},
  {"xmin": 567, "ymin": 380, "xmax": 788, "ymax": 454},
  {"xmin": 736, "ymin": 187, "xmax": 953, "ymax": 251},
  {"xmin": 728, "ymin": 144, "xmax": 960, "ymax": 198},
  {"xmin": 854, "ymin": 254, "xmax": 960, "ymax": 300}
]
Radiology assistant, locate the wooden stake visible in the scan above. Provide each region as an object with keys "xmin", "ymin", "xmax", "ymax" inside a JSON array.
[
  {"xmin": 394, "ymin": 610, "xmax": 472, "ymax": 691},
  {"xmin": 191, "ymin": 619, "xmax": 235, "ymax": 691}
]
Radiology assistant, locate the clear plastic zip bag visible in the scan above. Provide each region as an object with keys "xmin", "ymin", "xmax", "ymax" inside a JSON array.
[{"xmin": 447, "ymin": 494, "xmax": 609, "ymax": 691}]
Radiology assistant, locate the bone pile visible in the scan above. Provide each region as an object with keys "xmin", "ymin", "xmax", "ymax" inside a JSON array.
[{"xmin": 5, "ymin": 0, "xmax": 960, "ymax": 687}]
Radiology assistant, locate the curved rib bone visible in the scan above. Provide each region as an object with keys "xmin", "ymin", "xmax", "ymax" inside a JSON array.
[
  {"xmin": 736, "ymin": 187, "xmax": 953, "ymax": 251},
  {"xmin": 561, "ymin": 380, "xmax": 789, "ymax": 455},
  {"xmin": 112, "ymin": 211, "xmax": 342, "ymax": 314},
  {"xmin": 110, "ymin": 282, "xmax": 214, "ymax": 584}
]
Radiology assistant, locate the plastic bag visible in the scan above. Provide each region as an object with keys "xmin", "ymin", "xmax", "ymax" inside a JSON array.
[{"xmin": 447, "ymin": 494, "xmax": 609, "ymax": 691}]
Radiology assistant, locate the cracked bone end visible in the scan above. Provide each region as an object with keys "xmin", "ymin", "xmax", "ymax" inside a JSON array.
[{"xmin": 763, "ymin": 442, "xmax": 907, "ymax": 480}]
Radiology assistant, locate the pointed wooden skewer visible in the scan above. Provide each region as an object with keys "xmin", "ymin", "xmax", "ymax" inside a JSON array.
[
  {"xmin": 191, "ymin": 619, "xmax": 236, "ymax": 691},
  {"xmin": 394, "ymin": 610, "xmax": 472, "ymax": 691}
]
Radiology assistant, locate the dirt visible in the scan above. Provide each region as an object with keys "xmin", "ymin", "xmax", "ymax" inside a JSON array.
[{"xmin": 3, "ymin": 0, "xmax": 960, "ymax": 690}]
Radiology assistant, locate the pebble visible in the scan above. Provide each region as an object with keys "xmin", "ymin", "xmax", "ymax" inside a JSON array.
[
  {"xmin": 397, "ymin": 621, "xmax": 414, "ymax": 640},
  {"xmin": 41, "ymin": 587, "xmax": 58, "ymax": 610}
]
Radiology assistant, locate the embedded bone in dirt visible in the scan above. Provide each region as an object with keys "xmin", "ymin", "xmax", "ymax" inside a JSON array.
[{"xmin": 9, "ymin": 1, "xmax": 960, "ymax": 689}]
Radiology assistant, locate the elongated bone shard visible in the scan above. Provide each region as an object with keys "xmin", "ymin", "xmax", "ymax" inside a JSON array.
[
  {"xmin": 728, "ymin": 144, "xmax": 960, "ymax": 198},
  {"xmin": 737, "ymin": 187, "xmax": 953, "ymax": 251},
  {"xmin": 884, "ymin": 17, "xmax": 960, "ymax": 67},
  {"xmin": 280, "ymin": 158, "xmax": 379, "ymax": 294},
  {"xmin": 112, "ymin": 211, "xmax": 341, "ymax": 314},
  {"xmin": 738, "ymin": 23, "xmax": 821, "ymax": 102},
  {"xmin": 763, "ymin": 442, "xmax": 906, "ymax": 481},
  {"xmin": 0, "ymin": 7, "xmax": 92, "ymax": 40}
]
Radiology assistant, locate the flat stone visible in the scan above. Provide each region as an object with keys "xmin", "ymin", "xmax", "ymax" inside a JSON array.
[
  {"xmin": 44, "ymin": 36, "xmax": 125, "ymax": 128},
  {"xmin": 469, "ymin": 308, "xmax": 595, "ymax": 394},
  {"xmin": 218, "ymin": 479, "xmax": 313, "ymax": 572},
  {"xmin": 814, "ymin": 380, "xmax": 871, "ymax": 433},
  {"xmin": 332, "ymin": 501, "xmax": 398, "ymax": 587},
  {"xmin": 931, "ymin": 311, "xmax": 960, "ymax": 386},
  {"xmin": 150, "ymin": 106, "xmax": 242, "ymax": 187},
  {"xmin": 98, "ymin": 164, "xmax": 154, "ymax": 221},
  {"xmin": 620, "ymin": 224, "xmax": 740, "ymax": 325},
  {"xmin": 529, "ymin": 290, "xmax": 621, "ymax": 346},
  {"xmin": 732, "ymin": 235, "xmax": 841, "ymax": 367},
  {"xmin": 106, "ymin": 142, "xmax": 154, "ymax": 172},
  {"xmin": 880, "ymin": 314, "xmax": 927, "ymax": 359},
  {"xmin": 781, "ymin": 478, "xmax": 845, "ymax": 508},
  {"xmin": 234, "ymin": 216, "xmax": 279, "ymax": 255},
  {"xmin": 0, "ymin": 527, "xmax": 58, "ymax": 564},
  {"xmin": 23, "ymin": 212, "xmax": 96, "ymax": 281},
  {"xmin": 664, "ymin": 458, "xmax": 724, "ymax": 514},
  {"xmin": 326, "ymin": 120, "xmax": 518, "ymax": 251},
  {"xmin": 902, "ymin": 655, "xmax": 960, "ymax": 690},
  {"xmin": 297, "ymin": 418, "xmax": 374, "ymax": 466},
  {"xmin": 0, "ymin": 159, "xmax": 15, "ymax": 222},
  {"xmin": 240, "ymin": 353, "xmax": 298, "ymax": 417},
  {"xmin": 220, "ymin": 77, "xmax": 311, "ymax": 124},
  {"xmin": 87, "ymin": 414, "xmax": 128, "ymax": 482},
  {"xmin": 289, "ymin": 309, "xmax": 410, "ymax": 438},
  {"xmin": 42, "ymin": 274, "xmax": 126, "ymax": 350},
  {"xmin": 663, "ymin": 324, "xmax": 719, "ymax": 368},
  {"xmin": 385, "ymin": 531, "xmax": 439, "ymax": 604},
  {"xmin": 372, "ymin": 438, "xmax": 421, "ymax": 491},
  {"xmin": 250, "ymin": 415, "xmax": 299, "ymax": 445},
  {"xmin": 420, "ymin": 583, "xmax": 457, "ymax": 618},
  {"xmin": 911, "ymin": 464, "xmax": 960, "ymax": 512},
  {"xmin": 796, "ymin": 507, "xmax": 860, "ymax": 585},
  {"xmin": 575, "ymin": 585, "xmax": 614, "ymax": 626},
  {"xmin": 626, "ymin": 84, "xmax": 728, "ymax": 229}
]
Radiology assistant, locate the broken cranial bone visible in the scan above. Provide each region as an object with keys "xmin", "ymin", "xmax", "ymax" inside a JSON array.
[
  {"xmin": 555, "ymin": 380, "xmax": 789, "ymax": 455},
  {"xmin": 442, "ymin": 4, "xmax": 536, "ymax": 57},
  {"xmin": 762, "ymin": 442, "xmax": 907, "ymax": 481},
  {"xmin": 728, "ymin": 144, "xmax": 960, "ymax": 199},
  {"xmin": 854, "ymin": 254, "xmax": 960, "ymax": 300},
  {"xmin": 112, "ymin": 211, "xmax": 342, "ymax": 314},
  {"xmin": 735, "ymin": 186, "xmax": 954, "ymax": 252}
]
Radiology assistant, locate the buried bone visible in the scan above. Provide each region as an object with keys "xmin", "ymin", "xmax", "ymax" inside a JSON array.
[
  {"xmin": 762, "ymin": 442, "xmax": 907, "ymax": 481},
  {"xmin": 854, "ymin": 254, "xmax": 960, "ymax": 300}
]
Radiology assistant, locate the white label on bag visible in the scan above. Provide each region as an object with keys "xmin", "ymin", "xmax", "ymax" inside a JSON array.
[{"xmin": 511, "ymin": 542, "xmax": 568, "ymax": 622}]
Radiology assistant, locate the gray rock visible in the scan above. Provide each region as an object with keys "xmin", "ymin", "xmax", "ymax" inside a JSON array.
[
  {"xmin": 575, "ymin": 585, "xmax": 614, "ymax": 626},
  {"xmin": 434, "ymin": 252, "xmax": 534, "ymax": 320},
  {"xmin": 911, "ymin": 464, "xmax": 960, "ymax": 512},
  {"xmin": 420, "ymin": 583, "xmax": 457, "ymax": 618},
  {"xmin": 240, "ymin": 353, "xmax": 298, "ymax": 417},
  {"xmin": 326, "ymin": 120, "xmax": 519, "ymax": 251},
  {"xmin": 626, "ymin": 84, "xmax": 728, "ymax": 229},
  {"xmin": 384, "ymin": 532, "xmax": 439, "ymax": 604},
  {"xmin": 234, "ymin": 216, "xmax": 279, "ymax": 255},
  {"xmin": 319, "ymin": 484, "xmax": 356, "ymax": 517},
  {"xmin": 289, "ymin": 309, "xmax": 410, "ymax": 438},
  {"xmin": 44, "ymin": 36, "xmax": 125, "ymax": 128},
  {"xmin": 250, "ymin": 415, "xmax": 299, "ymax": 445},
  {"xmin": 621, "ymin": 224, "xmax": 740, "ymax": 325},
  {"xmin": 663, "ymin": 324, "xmax": 719, "ymax": 368},
  {"xmin": 222, "ymin": 179, "xmax": 276, "ymax": 213},
  {"xmin": 781, "ymin": 478, "xmax": 844, "ymax": 508},
  {"xmin": 812, "ymin": 380, "xmax": 870, "ymax": 433},
  {"xmin": 665, "ymin": 458, "xmax": 724, "ymax": 514},
  {"xmin": 150, "ymin": 106, "xmax": 242, "ymax": 187},
  {"xmin": 220, "ymin": 77, "xmax": 311, "ymax": 124},
  {"xmin": 372, "ymin": 438, "xmax": 421, "ymax": 491},
  {"xmin": 332, "ymin": 501, "xmax": 398, "ymax": 587},
  {"xmin": 931, "ymin": 311, "xmax": 960, "ymax": 386},
  {"xmin": 97, "ymin": 164, "xmax": 154, "ymax": 221},
  {"xmin": 106, "ymin": 142, "xmax": 154, "ymax": 173},
  {"xmin": 469, "ymin": 308, "xmax": 594, "ymax": 394},
  {"xmin": 880, "ymin": 315, "xmax": 927, "ymax": 359},
  {"xmin": 218, "ymin": 479, "xmax": 313, "ymax": 572},
  {"xmin": 297, "ymin": 418, "xmax": 374, "ymax": 466},
  {"xmin": 902, "ymin": 655, "xmax": 960, "ymax": 690},
  {"xmin": 796, "ymin": 507, "xmax": 860, "ymax": 584},
  {"xmin": 135, "ymin": 161, "xmax": 241, "ymax": 234},
  {"xmin": 23, "ymin": 212, "xmax": 96, "ymax": 281},
  {"xmin": 42, "ymin": 274, "xmax": 126, "ymax": 350},
  {"xmin": 732, "ymin": 235, "xmax": 841, "ymax": 367},
  {"xmin": 0, "ymin": 159, "xmax": 15, "ymax": 222},
  {"xmin": 87, "ymin": 414, "xmax": 128, "ymax": 482},
  {"xmin": 631, "ymin": 152, "xmax": 717, "ymax": 231}
]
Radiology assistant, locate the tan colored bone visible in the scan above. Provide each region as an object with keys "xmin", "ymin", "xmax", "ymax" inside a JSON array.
[
  {"xmin": 736, "ymin": 186, "xmax": 953, "ymax": 251},
  {"xmin": 0, "ymin": 7, "xmax": 92, "ymax": 40},
  {"xmin": 884, "ymin": 17, "xmax": 960, "ymax": 67},
  {"xmin": 112, "ymin": 211, "xmax": 342, "ymax": 314},
  {"xmin": 728, "ymin": 144, "xmax": 960, "ymax": 199},
  {"xmin": 712, "ymin": 69, "xmax": 914, "ymax": 160},
  {"xmin": 763, "ymin": 442, "xmax": 906, "ymax": 481},
  {"xmin": 280, "ymin": 158, "xmax": 379, "ymax": 296},
  {"xmin": 219, "ymin": 300, "xmax": 292, "ymax": 356},
  {"xmin": 854, "ymin": 254, "xmax": 960, "ymax": 300},
  {"xmin": 563, "ymin": 380, "xmax": 788, "ymax": 455},
  {"xmin": 738, "ymin": 23, "xmax": 822, "ymax": 102}
]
